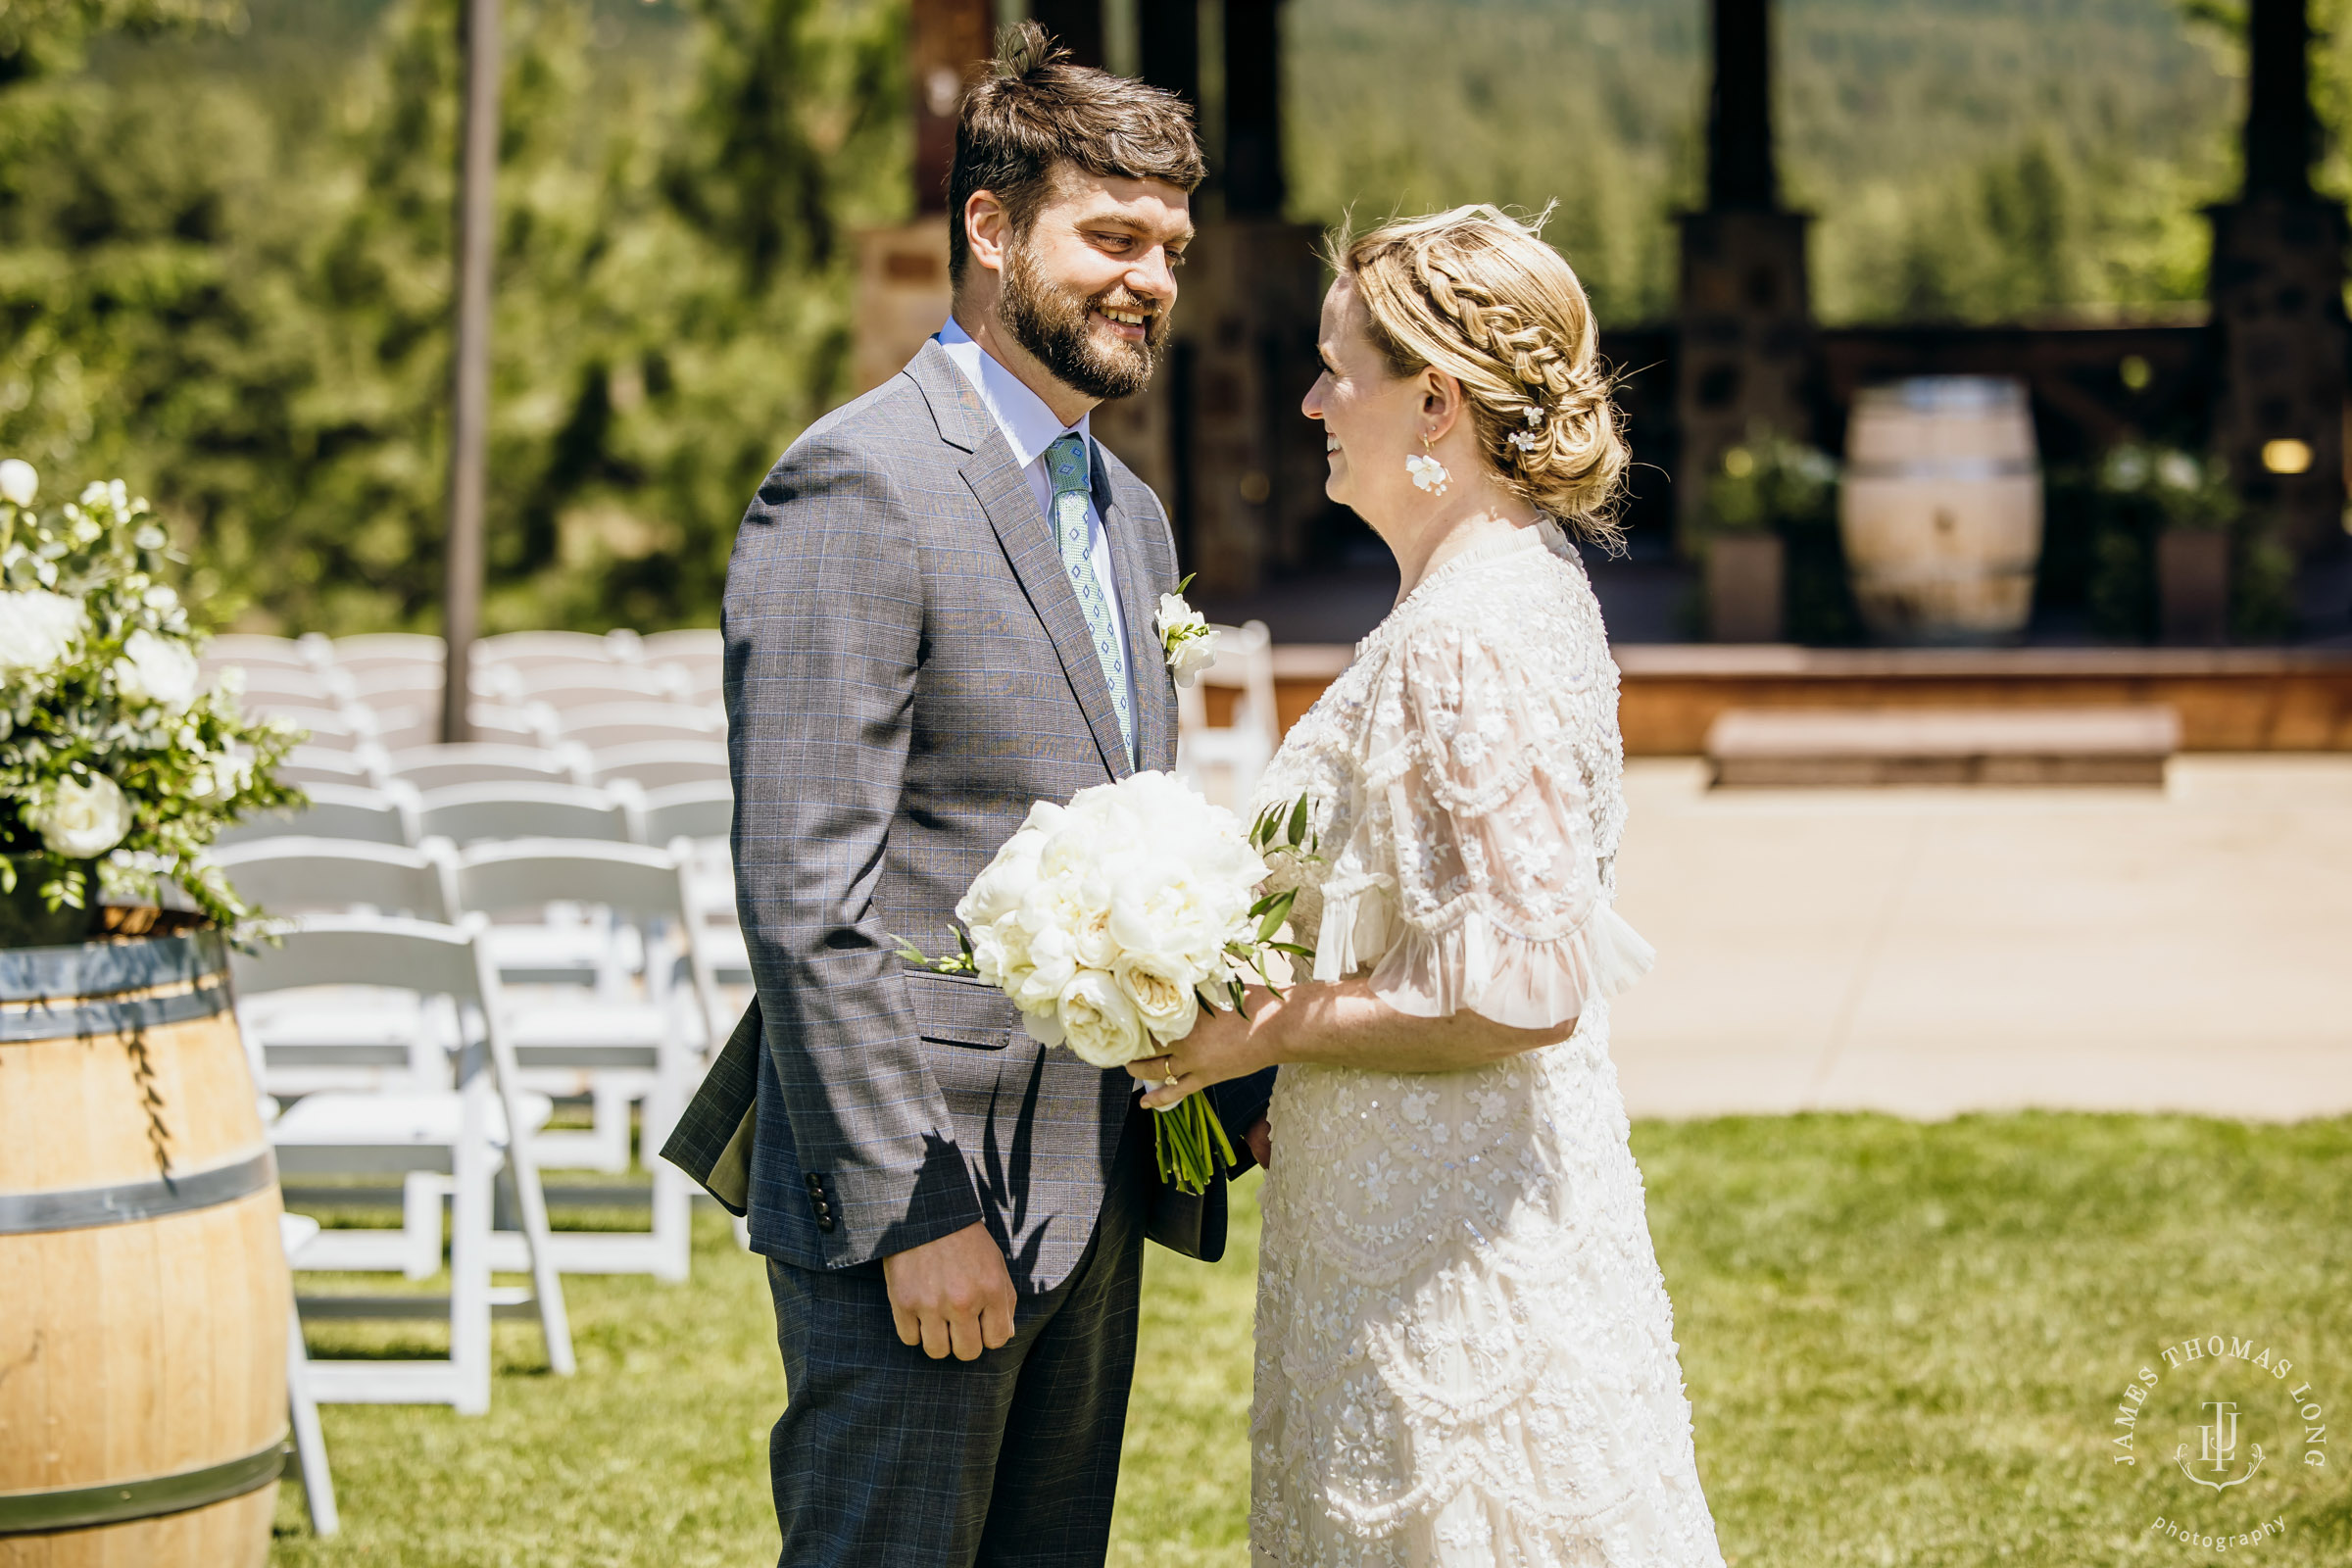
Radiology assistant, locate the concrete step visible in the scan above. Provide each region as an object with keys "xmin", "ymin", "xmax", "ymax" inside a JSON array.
[{"xmin": 1705, "ymin": 705, "xmax": 2180, "ymax": 787}]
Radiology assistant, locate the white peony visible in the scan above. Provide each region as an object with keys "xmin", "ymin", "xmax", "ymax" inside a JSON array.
[
  {"xmin": 25, "ymin": 774, "xmax": 132, "ymax": 858},
  {"xmin": 112, "ymin": 628, "xmax": 202, "ymax": 712},
  {"xmin": 0, "ymin": 590, "xmax": 86, "ymax": 673},
  {"xmin": 0, "ymin": 458, "xmax": 36, "ymax": 508},
  {"xmin": 1113, "ymin": 948, "xmax": 1201, "ymax": 1043},
  {"xmin": 1155, "ymin": 593, "xmax": 1219, "ymax": 688},
  {"xmin": 1055, "ymin": 968, "xmax": 1149, "ymax": 1067}
]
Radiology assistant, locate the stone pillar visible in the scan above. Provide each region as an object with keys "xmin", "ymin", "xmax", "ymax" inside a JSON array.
[
  {"xmin": 1675, "ymin": 0, "xmax": 1815, "ymax": 551},
  {"xmin": 2207, "ymin": 0, "xmax": 2346, "ymax": 558},
  {"xmin": 851, "ymin": 0, "xmax": 993, "ymax": 397}
]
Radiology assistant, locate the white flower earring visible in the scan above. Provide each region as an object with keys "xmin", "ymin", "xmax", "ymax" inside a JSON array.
[{"xmin": 1405, "ymin": 436, "xmax": 1450, "ymax": 497}]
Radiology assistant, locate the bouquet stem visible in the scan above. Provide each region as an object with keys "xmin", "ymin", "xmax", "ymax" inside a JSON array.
[{"xmin": 1152, "ymin": 1092, "xmax": 1237, "ymax": 1195}]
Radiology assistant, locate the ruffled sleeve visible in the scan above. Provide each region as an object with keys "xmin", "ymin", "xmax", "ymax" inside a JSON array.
[{"xmin": 1342, "ymin": 613, "xmax": 1653, "ymax": 1030}]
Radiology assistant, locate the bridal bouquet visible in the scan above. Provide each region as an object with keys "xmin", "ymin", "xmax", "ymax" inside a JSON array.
[{"xmin": 903, "ymin": 770, "xmax": 1313, "ymax": 1194}]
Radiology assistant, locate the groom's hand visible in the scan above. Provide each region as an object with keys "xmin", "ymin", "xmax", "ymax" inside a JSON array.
[{"xmin": 883, "ymin": 1222, "xmax": 1017, "ymax": 1361}]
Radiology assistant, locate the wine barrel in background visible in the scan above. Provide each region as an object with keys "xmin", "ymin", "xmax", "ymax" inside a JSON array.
[
  {"xmin": 0, "ymin": 929, "xmax": 286, "ymax": 1568},
  {"xmin": 1839, "ymin": 376, "xmax": 2044, "ymax": 645}
]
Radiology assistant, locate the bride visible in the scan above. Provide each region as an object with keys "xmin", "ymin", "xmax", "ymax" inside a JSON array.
[{"xmin": 1128, "ymin": 206, "xmax": 1726, "ymax": 1567}]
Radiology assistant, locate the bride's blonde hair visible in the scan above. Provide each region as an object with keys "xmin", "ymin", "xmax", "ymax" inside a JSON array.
[{"xmin": 1330, "ymin": 205, "xmax": 1627, "ymax": 545}]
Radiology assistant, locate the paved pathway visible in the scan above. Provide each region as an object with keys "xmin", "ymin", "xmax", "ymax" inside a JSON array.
[{"xmin": 1605, "ymin": 756, "xmax": 2352, "ymax": 1121}]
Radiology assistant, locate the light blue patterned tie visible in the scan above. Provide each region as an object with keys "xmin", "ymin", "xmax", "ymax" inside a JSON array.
[{"xmin": 1045, "ymin": 432, "xmax": 1133, "ymax": 764}]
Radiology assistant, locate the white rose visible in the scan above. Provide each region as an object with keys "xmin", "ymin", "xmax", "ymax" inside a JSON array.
[
  {"xmin": 1112, "ymin": 949, "xmax": 1202, "ymax": 1044},
  {"xmin": 1155, "ymin": 594, "xmax": 1219, "ymax": 688},
  {"xmin": 112, "ymin": 628, "xmax": 202, "ymax": 712},
  {"xmin": 0, "ymin": 458, "xmax": 36, "ymax": 508},
  {"xmin": 1055, "ymin": 968, "xmax": 1149, "ymax": 1067},
  {"xmin": 0, "ymin": 590, "xmax": 87, "ymax": 673},
  {"xmin": 25, "ymin": 774, "xmax": 132, "ymax": 858}
]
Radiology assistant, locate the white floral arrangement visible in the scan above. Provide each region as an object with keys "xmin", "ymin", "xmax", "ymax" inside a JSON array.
[
  {"xmin": 902, "ymin": 770, "xmax": 1314, "ymax": 1193},
  {"xmin": 0, "ymin": 460, "xmax": 302, "ymax": 938},
  {"xmin": 1154, "ymin": 576, "xmax": 1219, "ymax": 689}
]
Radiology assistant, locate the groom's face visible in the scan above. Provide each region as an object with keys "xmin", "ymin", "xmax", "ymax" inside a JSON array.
[{"xmin": 986, "ymin": 170, "xmax": 1192, "ymax": 401}]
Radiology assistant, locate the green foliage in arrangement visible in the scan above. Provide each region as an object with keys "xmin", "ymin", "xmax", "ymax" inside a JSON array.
[
  {"xmin": 2038, "ymin": 443, "xmax": 2297, "ymax": 642},
  {"xmin": 265, "ymin": 1114, "xmax": 2352, "ymax": 1566},
  {"xmin": 0, "ymin": 459, "xmax": 302, "ymax": 936},
  {"xmin": 1697, "ymin": 431, "xmax": 1863, "ymax": 646}
]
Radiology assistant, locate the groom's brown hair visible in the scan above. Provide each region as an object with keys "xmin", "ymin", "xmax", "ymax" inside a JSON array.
[{"xmin": 947, "ymin": 22, "xmax": 1205, "ymax": 288}]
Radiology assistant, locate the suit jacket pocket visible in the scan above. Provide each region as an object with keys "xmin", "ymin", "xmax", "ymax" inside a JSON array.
[{"xmin": 904, "ymin": 967, "xmax": 1020, "ymax": 1051}]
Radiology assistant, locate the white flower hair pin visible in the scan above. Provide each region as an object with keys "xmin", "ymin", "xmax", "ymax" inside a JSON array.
[
  {"xmin": 1508, "ymin": 403, "xmax": 1546, "ymax": 454},
  {"xmin": 1156, "ymin": 574, "xmax": 1220, "ymax": 688}
]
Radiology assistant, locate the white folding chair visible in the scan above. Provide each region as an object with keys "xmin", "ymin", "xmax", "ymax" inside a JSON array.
[
  {"xmin": 279, "ymin": 1213, "xmax": 339, "ymax": 1539},
  {"xmin": 556, "ymin": 702, "xmax": 725, "ymax": 754},
  {"xmin": 466, "ymin": 702, "xmax": 562, "ymax": 749},
  {"xmin": 227, "ymin": 663, "xmax": 356, "ymax": 708},
  {"xmin": 453, "ymin": 840, "xmax": 725, "ymax": 1280},
  {"xmin": 1175, "ymin": 619, "xmax": 1279, "ymax": 810},
  {"xmin": 591, "ymin": 741, "xmax": 730, "ymax": 791},
  {"xmin": 206, "ymin": 632, "xmax": 331, "ymax": 674},
  {"xmin": 236, "ymin": 916, "xmax": 575, "ymax": 1414},
  {"xmin": 506, "ymin": 662, "xmax": 688, "ymax": 708},
  {"xmin": 640, "ymin": 782, "xmax": 746, "ymax": 990},
  {"xmin": 638, "ymin": 628, "xmax": 720, "ymax": 664},
  {"xmin": 416, "ymin": 779, "xmax": 644, "ymax": 846},
  {"xmin": 221, "ymin": 838, "xmax": 461, "ymax": 1276},
  {"xmin": 246, "ymin": 701, "xmax": 377, "ymax": 754},
  {"xmin": 219, "ymin": 781, "xmax": 422, "ymax": 848},
  {"xmin": 388, "ymin": 743, "xmax": 590, "ymax": 793},
  {"xmin": 330, "ymin": 633, "xmax": 445, "ymax": 675},
  {"xmin": 476, "ymin": 629, "xmax": 643, "ymax": 675},
  {"xmin": 278, "ymin": 744, "xmax": 390, "ymax": 790}
]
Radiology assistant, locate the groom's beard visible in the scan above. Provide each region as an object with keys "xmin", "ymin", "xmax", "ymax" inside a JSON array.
[{"xmin": 999, "ymin": 241, "xmax": 1169, "ymax": 402}]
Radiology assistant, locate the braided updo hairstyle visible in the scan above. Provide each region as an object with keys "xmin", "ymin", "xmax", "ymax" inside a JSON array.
[{"xmin": 1334, "ymin": 205, "xmax": 1628, "ymax": 545}]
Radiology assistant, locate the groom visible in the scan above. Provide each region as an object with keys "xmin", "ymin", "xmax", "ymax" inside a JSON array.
[{"xmin": 662, "ymin": 24, "xmax": 1271, "ymax": 1568}]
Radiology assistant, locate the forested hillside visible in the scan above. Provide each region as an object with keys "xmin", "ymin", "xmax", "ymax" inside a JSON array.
[{"xmin": 0, "ymin": 0, "xmax": 2328, "ymax": 631}]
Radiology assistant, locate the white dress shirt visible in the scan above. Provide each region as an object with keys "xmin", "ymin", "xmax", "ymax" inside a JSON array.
[{"xmin": 934, "ymin": 318, "xmax": 1132, "ymax": 681}]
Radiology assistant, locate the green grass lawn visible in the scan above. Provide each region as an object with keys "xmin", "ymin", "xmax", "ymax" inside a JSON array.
[{"xmin": 270, "ymin": 1114, "xmax": 2352, "ymax": 1566}]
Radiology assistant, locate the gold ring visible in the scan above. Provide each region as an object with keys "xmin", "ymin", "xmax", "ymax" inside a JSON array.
[{"xmin": 1162, "ymin": 1066, "xmax": 1179, "ymax": 1088}]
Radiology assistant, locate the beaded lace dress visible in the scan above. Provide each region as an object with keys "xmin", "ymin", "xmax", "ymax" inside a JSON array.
[{"xmin": 1246, "ymin": 518, "xmax": 1724, "ymax": 1568}]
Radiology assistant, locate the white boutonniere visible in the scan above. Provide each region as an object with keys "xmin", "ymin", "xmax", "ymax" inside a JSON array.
[{"xmin": 1155, "ymin": 575, "xmax": 1219, "ymax": 688}]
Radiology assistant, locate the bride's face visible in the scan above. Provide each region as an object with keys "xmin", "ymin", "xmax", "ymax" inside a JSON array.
[{"xmin": 1302, "ymin": 274, "xmax": 1428, "ymax": 522}]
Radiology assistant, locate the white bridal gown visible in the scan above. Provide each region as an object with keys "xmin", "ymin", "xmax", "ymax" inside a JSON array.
[{"xmin": 1246, "ymin": 518, "xmax": 1726, "ymax": 1568}]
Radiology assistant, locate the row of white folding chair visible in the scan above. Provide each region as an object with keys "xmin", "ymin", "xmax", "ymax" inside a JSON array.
[
  {"xmin": 1175, "ymin": 618, "xmax": 1280, "ymax": 810},
  {"xmin": 221, "ymin": 659, "xmax": 697, "ymax": 712},
  {"xmin": 233, "ymin": 914, "xmax": 576, "ymax": 1415},
  {"xmin": 220, "ymin": 776, "xmax": 730, "ymax": 849},
  {"xmin": 248, "ymin": 698, "xmax": 726, "ymax": 757},
  {"xmin": 242, "ymin": 696, "xmax": 563, "ymax": 756},
  {"xmin": 209, "ymin": 628, "xmax": 717, "ymax": 674},
  {"xmin": 225, "ymin": 839, "xmax": 726, "ymax": 1283},
  {"xmin": 274, "ymin": 740, "xmax": 731, "ymax": 795}
]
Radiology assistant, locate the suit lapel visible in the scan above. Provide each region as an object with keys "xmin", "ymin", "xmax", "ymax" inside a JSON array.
[
  {"xmin": 950, "ymin": 420, "xmax": 1132, "ymax": 780},
  {"xmin": 1097, "ymin": 450, "xmax": 1179, "ymax": 774}
]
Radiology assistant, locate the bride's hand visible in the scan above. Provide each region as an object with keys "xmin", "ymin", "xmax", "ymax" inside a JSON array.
[{"xmin": 1127, "ymin": 989, "xmax": 1280, "ymax": 1110}]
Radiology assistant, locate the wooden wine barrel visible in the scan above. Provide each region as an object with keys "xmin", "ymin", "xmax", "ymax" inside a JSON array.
[
  {"xmin": 0, "ymin": 929, "xmax": 286, "ymax": 1568},
  {"xmin": 1838, "ymin": 376, "xmax": 2043, "ymax": 644}
]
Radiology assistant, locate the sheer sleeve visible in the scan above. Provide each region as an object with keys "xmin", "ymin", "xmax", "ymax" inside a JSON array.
[{"xmin": 1349, "ymin": 614, "xmax": 1654, "ymax": 1029}]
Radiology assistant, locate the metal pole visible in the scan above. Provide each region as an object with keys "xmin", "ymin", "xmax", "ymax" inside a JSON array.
[{"xmin": 441, "ymin": 0, "xmax": 500, "ymax": 744}]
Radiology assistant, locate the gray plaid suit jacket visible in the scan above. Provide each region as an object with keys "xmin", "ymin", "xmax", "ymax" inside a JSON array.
[{"xmin": 664, "ymin": 340, "xmax": 1267, "ymax": 1292}]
